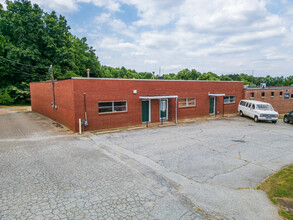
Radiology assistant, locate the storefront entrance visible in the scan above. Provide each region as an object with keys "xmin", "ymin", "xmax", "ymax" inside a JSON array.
[{"xmin": 140, "ymin": 95, "xmax": 178, "ymax": 124}]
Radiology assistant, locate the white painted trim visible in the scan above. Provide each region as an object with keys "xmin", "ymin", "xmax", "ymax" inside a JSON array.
[
  {"xmin": 140, "ymin": 95, "xmax": 178, "ymax": 100},
  {"xmin": 208, "ymin": 93, "xmax": 225, "ymax": 96}
]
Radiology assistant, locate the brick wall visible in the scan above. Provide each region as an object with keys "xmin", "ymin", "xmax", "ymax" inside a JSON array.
[
  {"xmin": 31, "ymin": 78, "xmax": 244, "ymax": 132},
  {"xmin": 244, "ymin": 87, "xmax": 293, "ymax": 113},
  {"xmin": 30, "ymin": 80, "xmax": 76, "ymax": 131},
  {"xmin": 72, "ymin": 79, "xmax": 244, "ymax": 132}
]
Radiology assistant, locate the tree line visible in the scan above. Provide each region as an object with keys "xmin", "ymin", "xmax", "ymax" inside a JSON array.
[{"xmin": 0, "ymin": 0, "xmax": 293, "ymax": 104}]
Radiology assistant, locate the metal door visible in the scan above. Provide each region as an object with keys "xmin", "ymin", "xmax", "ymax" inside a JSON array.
[
  {"xmin": 209, "ymin": 97, "xmax": 215, "ymax": 115},
  {"xmin": 142, "ymin": 100, "xmax": 150, "ymax": 123}
]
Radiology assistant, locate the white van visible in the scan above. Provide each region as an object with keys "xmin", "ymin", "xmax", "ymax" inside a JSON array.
[{"xmin": 238, "ymin": 100, "xmax": 279, "ymax": 123}]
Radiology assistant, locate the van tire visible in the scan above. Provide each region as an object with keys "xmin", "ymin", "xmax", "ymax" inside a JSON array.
[
  {"xmin": 240, "ymin": 111, "xmax": 244, "ymax": 117},
  {"xmin": 254, "ymin": 116, "xmax": 258, "ymax": 122}
]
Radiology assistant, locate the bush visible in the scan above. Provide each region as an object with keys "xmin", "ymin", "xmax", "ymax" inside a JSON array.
[
  {"xmin": 0, "ymin": 82, "xmax": 31, "ymax": 105},
  {"xmin": 0, "ymin": 89, "xmax": 14, "ymax": 105}
]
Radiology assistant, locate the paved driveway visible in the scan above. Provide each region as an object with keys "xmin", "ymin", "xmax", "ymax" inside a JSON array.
[
  {"xmin": 0, "ymin": 112, "xmax": 208, "ymax": 220},
  {"xmin": 1, "ymin": 112, "xmax": 292, "ymax": 220}
]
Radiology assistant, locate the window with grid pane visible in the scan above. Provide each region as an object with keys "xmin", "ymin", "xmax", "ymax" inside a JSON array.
[
  {"xmin": 224, "ymin": 96, "xmax": 236, "ymax": 104},
  {"xmin": 179, "ymin": 98, "xmax": 196, "ymax": 107},
  {"xmin": 98, "ymin": 101, "xmax": 127, "ymax": 113}
]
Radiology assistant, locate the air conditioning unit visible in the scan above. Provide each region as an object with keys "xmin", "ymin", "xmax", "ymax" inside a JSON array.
[{"xmin": 260, "ymin": 83, "xmax": 266, "ymax": 89}]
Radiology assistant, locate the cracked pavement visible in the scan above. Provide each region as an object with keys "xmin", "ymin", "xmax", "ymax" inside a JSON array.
[
  {"xmin": 91, "ymin": 117, "xmax": 293, "ymax": 219},
  {"xmin": 0, "ymin": 112, "xmax": 210, "ymax": 220},
  {"xmin": 1, "ymin": 112, "xmax": 292, "ymax": 219}
]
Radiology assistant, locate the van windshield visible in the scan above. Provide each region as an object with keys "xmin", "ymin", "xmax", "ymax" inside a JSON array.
[{"xmin": 256, "ymin": 104, "xmax": 273, "ymax": 111}]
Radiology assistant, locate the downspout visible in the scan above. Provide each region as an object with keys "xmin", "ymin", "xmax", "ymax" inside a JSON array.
[
  {"xmin": 79, "ymin": 93, "xmax": 88, "ymax": 134},
  {"xmin": 175, "ymin": 97, "xmax": 178, "ymax": 123},
  {"xmin": 215, "ymin": 96, "xmax": 217, "ymax": 118},
  {"xmin": 50, "ymin": 65, "xmax": 57, "ymax": 109},
  {"xmin": 84, "ymin": 93, "xmax": 88, "ymax": 122},
  {"xmin": 83, "ymin": 93, "xmax": 88, "ymax": 130},
  {"xmin": 222, "ymin": 96, "xmax": 225, "ymax": 117}
]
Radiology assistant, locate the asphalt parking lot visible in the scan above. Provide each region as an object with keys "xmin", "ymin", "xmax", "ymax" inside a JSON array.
[
  {"xmin": 1, "ymin": 111, "xmax": 292, "ymax": 219},
  {"xmin": 92, "ymin": 116, "xmax": 293, "ymax": 220}
]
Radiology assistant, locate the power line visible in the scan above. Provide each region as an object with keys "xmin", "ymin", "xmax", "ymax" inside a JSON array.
[
  {"xmin": 0, "ymin": 59, "xmax": 49, "ymax": 77},
  {"xmin": 0, "ymin": 60, "xmax": 48, "ymax": 77},
  {"xmin": 0, "ymin": 56, "xmax": 49, "ymax": 69},
  {"xmin": 9, "ymin": 66, "xmax": 48, "ymax": 78}
]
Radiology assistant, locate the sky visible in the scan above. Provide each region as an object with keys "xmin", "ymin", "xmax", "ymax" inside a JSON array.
[{"xmin": 1, "ymin": 0, "xmax": 293, "ymax": 77}]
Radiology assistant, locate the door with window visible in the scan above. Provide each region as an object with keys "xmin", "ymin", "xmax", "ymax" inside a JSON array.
[
  {"xmin": 142, "ymin": 100, "xmax": 150, "ymax": 123},
  {"xmin": 160, "ymin": 99, "xmax": 168, "ymax": 121},
  {"xmin": 209, "ymin": 97, "xmax": 215, "ymax": 115}
]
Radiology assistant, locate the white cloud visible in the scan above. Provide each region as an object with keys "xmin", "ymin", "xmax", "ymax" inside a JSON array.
[
  {"xmin": 2, "ymin": 0, "xmax": 293, "ymax": 76},
  {"xmin": 144, "ymin": 59, "xmax": 158, "ymax": 64},
  {"xmin": 94, "ymin": 13, "xmax": 136, "ymax": 37},
  {"xmin": 99, "ymin": 37, "xmax": 138, "ymax": 51},
  {"xmin": 32, "ymin": 0, "xmax": 78, "ymax": 12},
  {"xmin": 0, "ymin": 0, "xmax": 6, "ymax": 9},
  {"xmin": 18, "ymin": 0, "xmax": 121, "ymax": 13},
  {"xmin": 122, "ymin": 0, "xmax": 181, "ymax": 26},
  {"xmin": 88, "ymin": 0, "xmax": 120, "ymax": 12},
  {"xmin": 95, "ymin": 13, "xmax": 112, "ymax": 24}
]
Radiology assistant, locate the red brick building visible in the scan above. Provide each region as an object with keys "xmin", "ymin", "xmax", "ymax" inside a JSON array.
[
  {"xmin": 243, "ymin": 86, "xmax": 293, "ymax": 113},
  {"xmin": 30, "ymin": 78, "xmax": 244, "ymax": 132}
]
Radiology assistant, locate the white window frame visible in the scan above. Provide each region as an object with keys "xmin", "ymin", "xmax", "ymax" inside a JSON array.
[
  {"xmin": 98, "ymin": 100, "xmax": 128, "ymax": 113},
  {"xmin": 224, "ymin": 96, "xmax": 236, "ymax": 104},
  {"xmin": 178, "ymin": 97, "xmax": 196, "ymax": 108}
]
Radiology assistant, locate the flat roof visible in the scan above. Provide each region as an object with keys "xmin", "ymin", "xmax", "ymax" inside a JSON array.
[
  {"xmin": 246, "ymin": 87, "xmax": 293, "ymax": 91},
  {"xmin": 30, "ymin": 77, "xmax": 244, "ymax": 84},
  {"xmin": 70, "ymin": 77, "xmax": 244, "ymax": 83}
]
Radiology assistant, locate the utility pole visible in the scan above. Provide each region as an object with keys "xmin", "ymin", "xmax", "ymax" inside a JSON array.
[
  {"xmin": 50, "ymin": 65, "xmax": 56, "ymax": 109},
  {"xmin": 87, "ymin": 69, "xmax": 90, "ymax": 78}
]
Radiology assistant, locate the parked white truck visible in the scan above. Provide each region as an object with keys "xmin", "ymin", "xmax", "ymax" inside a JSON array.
[{"xmin": 238, "ymin": 100, "xmax": 279, "ymax": 123}]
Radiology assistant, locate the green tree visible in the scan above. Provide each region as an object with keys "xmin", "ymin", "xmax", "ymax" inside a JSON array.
[
  {"xmin": 198, "ymin": 72, "xmax": 220, "ymax": 81},
  {"xmin": 0, "ymin": 0, "xmax": 101, "ymax": 104},
  {"xmin": 0, "ymin": 88, "xmax": 14, "ymax": 104}
]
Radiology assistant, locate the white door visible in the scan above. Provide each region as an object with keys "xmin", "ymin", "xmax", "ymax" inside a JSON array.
[{"xmin": 160, "ymin": 99, "xmax": 168, "ymax": 121}]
